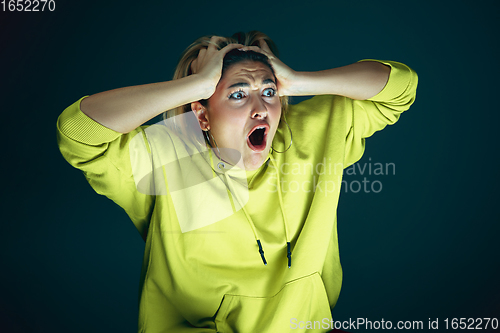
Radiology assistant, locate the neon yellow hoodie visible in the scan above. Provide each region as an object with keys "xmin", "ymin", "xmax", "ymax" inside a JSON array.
[{"xmin": 57, "ymin": 59, "xmax": 418, "ymax": 332}]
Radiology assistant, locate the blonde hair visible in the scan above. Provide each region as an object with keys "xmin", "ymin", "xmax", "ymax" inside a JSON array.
[{"xmin": 163, "ymin": 31, "xmax": 289, "ymax": 119}]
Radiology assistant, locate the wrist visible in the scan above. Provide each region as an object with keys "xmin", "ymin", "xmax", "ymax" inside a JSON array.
[
  {"xmin": 185, "ymin": 73, "xmax": 217, "ymax": 101},
  {"xmin": 285, "ymin": 71, "xmax": 321, "ymax": 96}
]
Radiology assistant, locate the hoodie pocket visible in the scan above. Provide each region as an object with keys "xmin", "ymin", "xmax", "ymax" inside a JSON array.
[{"xmin": 214, "ymin": 272, "xmax": 332, "ymax": 333}]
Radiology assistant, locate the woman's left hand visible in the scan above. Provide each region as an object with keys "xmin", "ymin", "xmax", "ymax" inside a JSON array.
[{"xmin": 239, "ymin": 40, "xmax": 298, "ymax": 97}]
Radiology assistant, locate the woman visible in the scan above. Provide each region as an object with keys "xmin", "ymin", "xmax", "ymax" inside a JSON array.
[{"xmin": 57, "ymin": 31, "xmax": 418, "ymax": 332}]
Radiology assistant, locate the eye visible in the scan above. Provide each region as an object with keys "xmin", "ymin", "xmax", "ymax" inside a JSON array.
[
  {"xmin": 263, "ymin": 88, "xmax": 276, "ymax": 97},
  {"xmin": 229, "ymin": 90, "xmax": 246, "ymax": 100}
]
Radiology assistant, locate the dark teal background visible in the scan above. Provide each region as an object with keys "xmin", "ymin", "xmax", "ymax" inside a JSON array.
[{"xmin": 1, "ymin": 0, "xmax": 499, "ymax": 332}]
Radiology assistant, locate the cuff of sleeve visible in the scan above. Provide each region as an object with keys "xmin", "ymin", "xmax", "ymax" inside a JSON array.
[
  {"xmin": 357, "ymin": 59, "xmax": 414, "ymax": 102},
  {"xmin": 57, "ymin": 96, "xmax": 123, "ymax": 145}
]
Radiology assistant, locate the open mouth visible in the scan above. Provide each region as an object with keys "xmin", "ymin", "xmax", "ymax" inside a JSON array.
[{"xmin": 247, "ymin": 125, "xmax": 269, "ymax": 152}]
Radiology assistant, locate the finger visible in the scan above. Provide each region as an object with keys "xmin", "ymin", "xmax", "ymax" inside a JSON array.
[
  {"xmin": 206, "ymin": 35, "xmax": 224, "ymax": 52},
  {"xmin": 198, "ymin": 48, "xmax": 207, "ymax": 61},
  {"xmin": 239, "ymin": 45, "xmax": 273, "ymax": 59},
  {"xmin": 191, "ymin": 47, "xmax": 207, "ymax": 73},
  {"xmin": 219, "ymin": 42, "xmax": 245, "ymax": 56},
  {"xmin": 258, "ymin": 39, "xmax": 274, "ymax": 54},
  {"xmin": 192, "ymin": 48, "xmax": 206, "ymax": 73},
  {"xmin": 238, "ymin": 45, "xmax": 261, "ymax": 51},
  {"xmin": 190, "ymin": 58, "xmax": 198, "ymax": 73}
]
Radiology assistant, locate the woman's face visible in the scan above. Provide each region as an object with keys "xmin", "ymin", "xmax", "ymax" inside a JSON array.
[{"xmin": 193, "ymin": 61, "xmax": 281, "ymax": 171}]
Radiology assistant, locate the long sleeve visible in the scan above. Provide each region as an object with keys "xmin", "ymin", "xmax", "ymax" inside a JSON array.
[
  {"xmin": 344, "ymin": 59, "xmax": 419, "ymax": 167},
  {"xmin": 285, "ymin": 59, "xmax": 418, "ymax": 170},
  {"xmin": 56, "ymin": 96, "xmax": 155, "ymax": 240}
]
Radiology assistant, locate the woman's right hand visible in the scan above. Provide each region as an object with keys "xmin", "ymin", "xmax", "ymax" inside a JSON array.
[{"xmin": 190, "ymin": 36, "xmax": 244, "ymax": 99}]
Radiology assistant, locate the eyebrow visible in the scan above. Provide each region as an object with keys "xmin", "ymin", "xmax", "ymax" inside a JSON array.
[{"xmin": 227, "ymin": 78, "xmax": 276, "ymax": 89}]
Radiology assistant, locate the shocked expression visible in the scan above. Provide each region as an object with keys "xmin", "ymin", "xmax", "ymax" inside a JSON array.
[{"xmin": 195, "ymin": 61, "xmax": 282, "ymax": 171}]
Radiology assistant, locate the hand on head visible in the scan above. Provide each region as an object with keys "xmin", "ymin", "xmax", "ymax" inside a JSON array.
[
  {"xmin": 235, "ymin": 39, "xmax": 297, "ymax": 97},
  {"xmin": 190, "ymin": 36, "xmax": 245, "ymax": 98}
]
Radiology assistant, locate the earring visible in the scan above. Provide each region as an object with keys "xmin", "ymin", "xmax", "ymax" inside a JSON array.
[
  {"xmin": 271, "ymin": 115, "xmax": 293, "ymax": 153},
  {"xmin": 204, "ymin": 129, "xmax": 221, "ymax": 158}
]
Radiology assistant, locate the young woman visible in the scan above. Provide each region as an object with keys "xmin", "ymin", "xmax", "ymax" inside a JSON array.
[{"xmin": 57, "ymin": 31, "xmax": 418, "ymax": 332}]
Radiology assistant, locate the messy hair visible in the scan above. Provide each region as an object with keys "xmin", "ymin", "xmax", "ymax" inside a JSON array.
[{"xmin": 163, "ymin": 31, "xmax": 289, "ymax": 119}]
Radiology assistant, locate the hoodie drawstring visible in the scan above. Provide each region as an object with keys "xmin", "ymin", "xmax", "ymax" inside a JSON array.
[
  {"xmin": 221, "ymin": 170, "xmax": 268, "ymax": 266},
  {"xmin": 269, "ymin": 157, "xmax": 292, "ymax": 268},
  {"xmin": 213, "ymin": 152, "xmax": 292, "ymax": 268}
]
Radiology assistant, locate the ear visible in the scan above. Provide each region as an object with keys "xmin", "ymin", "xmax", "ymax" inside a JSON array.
[{"xmin": 191, "ymin": 102, "xmax": 210, "ymax": 131}]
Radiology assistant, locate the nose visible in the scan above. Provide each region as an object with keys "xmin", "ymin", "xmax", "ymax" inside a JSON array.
[{"xmin": 250, "ymin": 95, "xmax": 268, "ymax": 119}]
